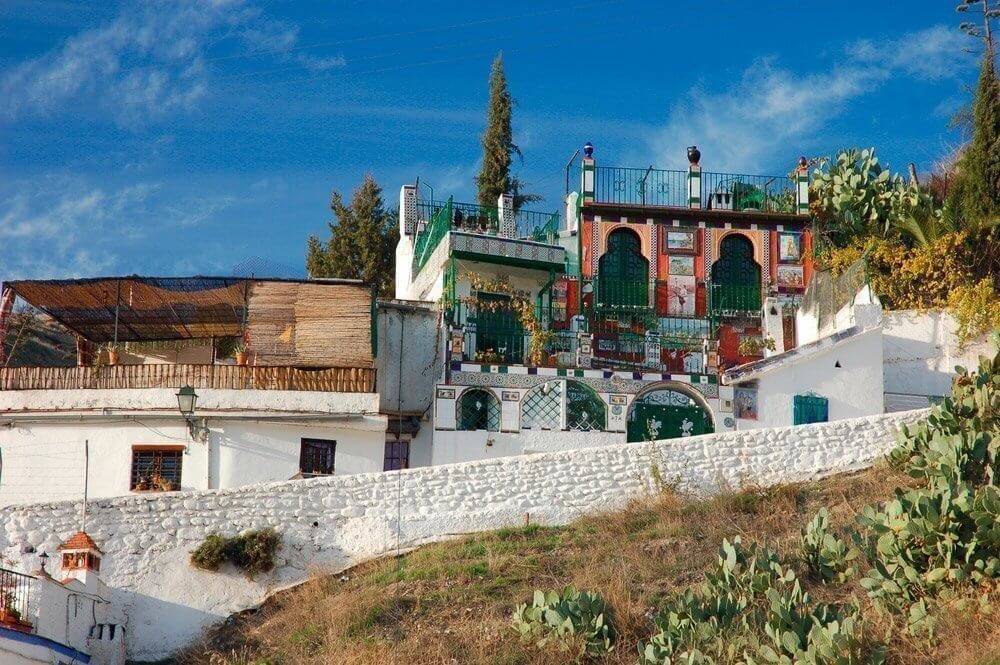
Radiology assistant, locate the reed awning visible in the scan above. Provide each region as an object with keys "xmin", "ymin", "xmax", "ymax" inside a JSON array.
[{"xmin": 4, "ymin": 276, "xmax": 250, "ymax": 343}]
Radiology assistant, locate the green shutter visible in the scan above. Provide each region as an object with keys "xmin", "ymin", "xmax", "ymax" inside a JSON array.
[{"xmin": 793, "ymin": 394, "xmax": 828, "ymax": 425}]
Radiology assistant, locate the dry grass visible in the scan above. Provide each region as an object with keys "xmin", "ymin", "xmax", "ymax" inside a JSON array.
[{"xmin": 176, "ymin": 464, "xmax": 999, "ymax": 665}]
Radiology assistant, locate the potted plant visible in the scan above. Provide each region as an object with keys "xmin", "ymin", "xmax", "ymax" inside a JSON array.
[
  {"xmin": 0, "ymin": 592, "xmax": 20, "ymax": 624},
  {"xmin": 151, "ymin": 473, "xmax": 176, "ymax": 492},
  {"xmin": 134, "ymin": 476, "xmax": 151, "ymax": 491},
  {"xmin": 106, "ymin": 343, "xmax": 122, "ymax": 366},
  {"xmin": 233, "ymin": 342, "xmax": 248, "ymax": 366}
]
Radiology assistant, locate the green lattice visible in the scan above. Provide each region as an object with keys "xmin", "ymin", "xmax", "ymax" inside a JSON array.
[
  {"xmin": 457, "ymin": 388, "xmax": 501, "ymax": 431},
  {"xmin": 566, "ymin": 381, "xmax": 606, "ymax": 432},
  {"xmin": 521, "ymin": 380, "xmax": 562, "ymax": 430}
]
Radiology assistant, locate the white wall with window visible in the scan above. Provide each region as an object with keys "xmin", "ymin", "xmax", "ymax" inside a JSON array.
[
  {"xmin": 0, "ymin": 389, "xmax": 385, "ymax": 507},
  {"xmin": 726, "ymin": 326, "xmax": 884, "ymax": 431}
]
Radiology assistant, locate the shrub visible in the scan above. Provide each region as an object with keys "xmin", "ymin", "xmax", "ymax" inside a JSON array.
[
  {"xmin": 639, "ymin": 537, "xmax": 866, "ymax": 664},
  {"xmin": 190, "ymin": 533, "xmax": 228, "ymax": 571},
  {"xmin": 855, "ymin": 338, "xmax": 1000, "ymax": 636},
  {"xmin": 511, "ymin": 586, "xmax": 615, "ymax": 658},
  {"xmin": 227, "ymin": 528, "xmax": 280, "ymax": 579},
  {"xmin": 799, "ymin": 508, "xmax": 858, "ymax": 584},
  {"xmin": 190, "ymin": 529, "xmax": 280, "ymax": 579}
]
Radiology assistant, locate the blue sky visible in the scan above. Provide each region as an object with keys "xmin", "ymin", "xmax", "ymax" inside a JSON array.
[{"xmin": 0, "ymin": 0, "xmax": 980, "ymax": 280}]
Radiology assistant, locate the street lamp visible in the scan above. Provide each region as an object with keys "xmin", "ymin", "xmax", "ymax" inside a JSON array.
[
  {"xmin": 175, "ymin": 385, "xmax": 197, "ymax": 416},
  {"xmin": 175, "ymin": 385, "xmax": 208, "ymax": 442}
]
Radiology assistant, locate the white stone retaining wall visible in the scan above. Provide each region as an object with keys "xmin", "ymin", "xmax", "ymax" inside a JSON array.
[{"xmin": 0, "ymin": 409, "xmax": 928, "ymax": 661}]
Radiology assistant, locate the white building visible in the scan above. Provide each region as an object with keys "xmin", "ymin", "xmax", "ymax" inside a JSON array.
[
  {"xmin": 0, "ymin": 531, "xmax": 124, "ymax": 664},
  {"xmin": 0, "ymin": 277, "xmax": 388, "ymax": 508}
]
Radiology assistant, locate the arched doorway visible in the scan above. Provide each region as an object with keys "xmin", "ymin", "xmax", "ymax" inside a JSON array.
[
  {"xmin": 598, "ymin": 228, "xmax": 648, "ymax": 308},
  {"xmin": 626, "ymin": 383, "xmax": 715, "ymax": 442},
  {"xmin": 710, "ymin": 234, "xmax": 761, "ymax": 311}
]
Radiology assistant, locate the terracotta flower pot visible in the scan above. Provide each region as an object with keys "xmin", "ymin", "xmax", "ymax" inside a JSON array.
[
  {"xmin": 235, "ymin": 352, "xmax": 248, "ymax": 366},
  {"xmin": 107, "ymin": 351, "xmax": 120, "ymax": 366}
]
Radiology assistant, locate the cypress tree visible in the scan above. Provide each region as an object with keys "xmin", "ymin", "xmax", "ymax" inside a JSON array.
[
  {"xmin": 949, "ymin": 48, "xmax": 1000, "ymax": 226},
  {"xmin": 477, "ymin": 53, "xmax": 517, "ymax": 209},
  {"xmin": 306, "ymin": 174, "xmax": 398, "ymax": 297}
]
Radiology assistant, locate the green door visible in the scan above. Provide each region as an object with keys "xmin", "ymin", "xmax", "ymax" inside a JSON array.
[
  {"xmin": 626, "ymin": 391, "xmax": 713, "ymax": 442},
  {"xmin": 598, "ymin": 228, "xmax": 649, "ymax": 308},
  {"xmin": 710, "ymin": 234, "xmax": 761, "ymax": 311},
  {"xmin": 793, "ymin": 394, "xmax": 828, "ymax": 425},
  {"xmin": 474, "ymin": 293, "xmax": 524, "ymax": 364}
]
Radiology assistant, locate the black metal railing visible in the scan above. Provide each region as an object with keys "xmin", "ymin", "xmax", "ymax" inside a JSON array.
[
  {"xmin": 701, "ymin": 172, "xmax": 796, "ymax": 214},
  {"xmin": 591, "ymin": 166, "xmax": 798, "ymax": 214},
  {"xmin": 0, "ymin": 568, "xmax": 34, "ymax": 631}
]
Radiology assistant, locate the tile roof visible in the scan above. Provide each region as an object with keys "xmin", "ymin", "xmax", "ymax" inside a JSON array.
[{"xmin": 57, "ymin": 531, "xmax": 102, "ymax": 553}]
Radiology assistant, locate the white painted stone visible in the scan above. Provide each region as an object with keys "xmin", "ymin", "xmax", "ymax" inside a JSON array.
[{"xmin": 0, "ymin": 409, "xmax": 927, "ymax": 661}]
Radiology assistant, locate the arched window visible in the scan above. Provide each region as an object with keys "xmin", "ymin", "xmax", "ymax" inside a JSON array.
[
  {"xmin": 521, "ymin": 380, "xmax": 563, "ymax": 430},
  {"xmin": 457, "ymin": 388, "xmax": 501, "ymax": 431},
  {"xmin": 565, "ymin": 381, "xmax": 606, "ymax": 431},
  {"xmin": 598, "ymin": 228, "xmax": 649, "ymax": 308},
  {"xmin": 710, "ymin": 234, "xmax": 761, "ymax": 311}
]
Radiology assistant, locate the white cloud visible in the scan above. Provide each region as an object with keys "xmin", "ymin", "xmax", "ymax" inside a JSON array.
[
  {"xmin": 851, "ymin": 25, "xmax": 972, "ymax": 82},
  {"xmin": 648, "ymin": 25, "xmax": 971, "ymax": 174},
  {"xmin": 165, "ymin": 194, "xmax": 236, "ymax": 228},
  {"xmin": 0, "ymin": 178, "xmax": 159, "ymax": 278},
  {"xmin": 0, "ymin": 0, "xmax": 344, "ymax": 127}
]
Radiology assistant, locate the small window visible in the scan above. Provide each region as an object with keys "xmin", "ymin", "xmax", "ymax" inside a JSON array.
[
  {"xmin": 383, "ymin": 440, "xmax": 410, "ymax": 471},
  {"xmin": 457, "ymin": 388, "xmax": 501, "ymax": 431},
  {"xmin": 300, "ymin": 439, "xmax": 336, "ymax": 476},
  {"xmin": 130, "ymin": 448, "xmax": 182, "ymax": 491},
  {"xmin": 793, "ymin": 394, "xmax": 828, "ymax": 425}
]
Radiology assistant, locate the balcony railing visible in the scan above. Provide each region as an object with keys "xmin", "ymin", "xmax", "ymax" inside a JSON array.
[
  {"xmin": 0, "ymin": 364, "xmax": 376, "ymax": 392},
  {"xmin": 413, "ymin": 198, "xmax": 454, "ymax": 274},
  {"xmin": 593, "ymin": 166, "xmax": 689, "ymax": 207},
  {"xmin": 414, "ymin": 198, "xmax": 561, "ymax": 258},
  {"xmin": 591, "ymin": 166, "xmax": 797, "ymax": 213},
  {"xmin": 701, "ymin": 172, "xmax": 796, "ymax": 214},
  {"xmin": 0, "ymin": 568, "xmax": 34, "ymax": 633},
  {"xmin": 708, "ymin": 283, "xmax": 762, "ymax": 315}
]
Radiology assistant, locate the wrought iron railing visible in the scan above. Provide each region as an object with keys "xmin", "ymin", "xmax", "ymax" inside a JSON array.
[
  {"xmin": 707, "ymin": 283, "xmax": 763, "ymax": 315},
  {"xmin": 701, "ymin": 172, "xmax": 796, "ymax": 213},
  {"xmin": 463, "ymin": 325, "xmax": 530, "ymax": 365},
  {"xmin": 517, "ymin": 210, "xmax": 560, "ymax": 243},
  {"xmin": 590, "ymin": 166, "xmax": 797, "ymax": 213},
  {"xmin": 592, "ymin": 166, "xmax": 689, "ymax": 206},
  {"xmin": 416, "ymin": 199, "xmax": 561, "ymax": 246},
  {"xmin": 413, "ymin": 198, "xmax": 453, "ymax": 274},
  {"xmin": 584, "ymin": 278, "xmax": 708, "ymax": 318},
  {"xmin": 0, "ymin": 567, "xmax": 34, "ymax": 632}
]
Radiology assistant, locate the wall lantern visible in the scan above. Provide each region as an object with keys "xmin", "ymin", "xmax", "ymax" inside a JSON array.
[
  {"xmin": 176, "ymin": 385, "xmax": 197, "ymax": 415},
  {"xmin": 175, "ymin": 385, "xmax": 209, "ymax": 442}
]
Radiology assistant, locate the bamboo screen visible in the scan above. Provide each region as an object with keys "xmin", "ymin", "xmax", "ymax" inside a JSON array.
[{"xmin": 247, "ymin": 281, "xmax": 373, "ymax": 368}]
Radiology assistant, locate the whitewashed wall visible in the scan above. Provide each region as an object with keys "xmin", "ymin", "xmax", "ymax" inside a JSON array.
[
  {"xmin": 882, "ymin": 309, "xmax": 997, "ymax": 399},
  {"xmin": 737, "ymin": 327, "xmax": 885, "ymax": 430},
  {"xmin": 0, "ymin": 409, "xmax": 925, "ymax": 661},
  {"xmin": 0, "ymin": 418, "xmax": 387, "ymax": 507}
]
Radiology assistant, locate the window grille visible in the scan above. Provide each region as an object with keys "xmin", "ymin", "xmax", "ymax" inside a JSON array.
[
  {"xmin": 300, "ymin": 438, "xmax": 336, "ymax": 476},
  {"xmin": 383, "ymin": 440, "xmax": 410, "ymax": 471},
  {"xmin": 457, "ymin": 388, "xmax": 501, "ymax": 431},
  {"xmin": 130, "ymin": 449, "xmax": 182, "ymax": 491},
  {"xmin": 521, "ymin": 380, "xmax": 563, "ymax": 430},
  {"xmin": 565, "ymin": 381, "xmax": 607, "ymax": 431}
]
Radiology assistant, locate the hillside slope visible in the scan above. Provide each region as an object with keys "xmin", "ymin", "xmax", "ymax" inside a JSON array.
[
  {"xmin": 2, "ymin": 313, "xmax": 76, "ymax": 367},
  {"xmin": 178, "ymin": 466, "xmax": 998, "ymax": 665}
]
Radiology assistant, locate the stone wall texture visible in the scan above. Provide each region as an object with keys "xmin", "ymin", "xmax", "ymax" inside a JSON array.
[{"xmin": 0, "ymin": 409, "xmax": 928, "ymax": 661}]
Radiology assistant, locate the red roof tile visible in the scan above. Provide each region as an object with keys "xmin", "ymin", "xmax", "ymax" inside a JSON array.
[{"xmin": 57, "ymin": 531, "xmax": 102, "ymax": 553}]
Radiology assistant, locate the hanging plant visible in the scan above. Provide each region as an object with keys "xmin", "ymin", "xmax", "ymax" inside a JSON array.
[{"xmin": 460, "ymin": 272, "xmax": 554, "ymax": 366}]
